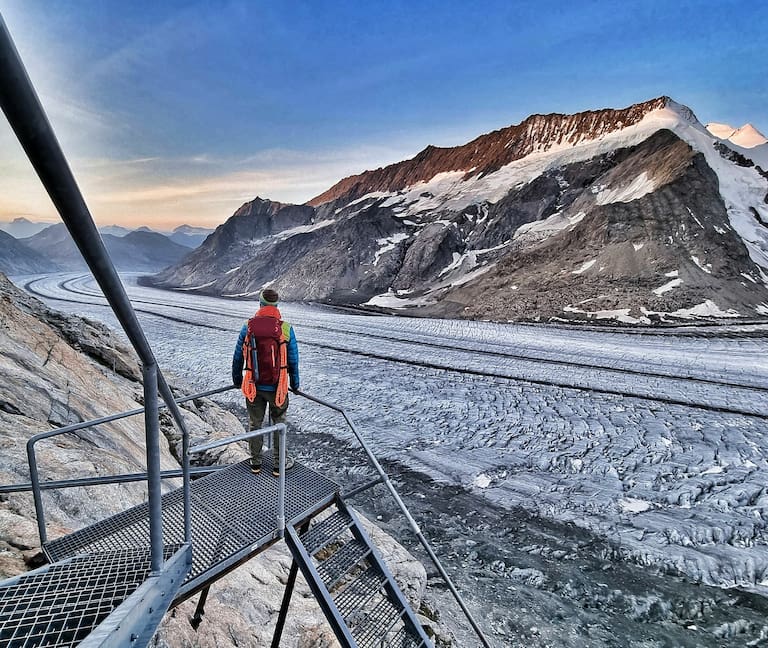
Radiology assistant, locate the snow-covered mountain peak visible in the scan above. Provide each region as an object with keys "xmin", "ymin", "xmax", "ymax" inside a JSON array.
[
  {"xmin": 308, "ymin": 97, "xmax": 686, "ymax": 208},
  {"xmin": 153, "ymin": 96, "xmax": 768, "ymax": 325},
  {"xmin": 661, "ymin": 97, "xmax": 702, "ymax": 125},
  {"xmin": 707, "ymin": 122, "xmax": 768, "ymax": 148},
  {"xmin": 730, "ymin": 123, "xmax": 768, "ymax": 148},
  {"xmin": 706, "ymin": 122, "xmax": 737, "ymax": 139}
]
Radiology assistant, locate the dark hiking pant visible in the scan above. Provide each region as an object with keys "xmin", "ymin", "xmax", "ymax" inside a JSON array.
[{"xmin": 246, "ymin": 390, "xmax": 288, "ymax": 466}]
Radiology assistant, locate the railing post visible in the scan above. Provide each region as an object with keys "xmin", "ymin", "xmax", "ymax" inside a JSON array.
[
  {"xmin": 160, "ymin": 374, "xmax": 192, "ymax": 547},
  {"xmin": 277, "ymin": 424, "xmax": 286, "ymax": 537},
  {"xmin": 143, "ymin": 363, "xmax": 164, "ymax": 574},
  {"xmin": 25, "ymin": 441, "xmax": 47, "ymax": 546}
]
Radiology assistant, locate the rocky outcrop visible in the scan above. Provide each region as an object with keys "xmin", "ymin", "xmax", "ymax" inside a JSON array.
[
  {"xmin": 0, "ymin": 271, "xmax": 239, "ymax": 573},
  {"xmin": 0, "ymin": 273, "xmax": 433, "ymax": 646},
  {"xmin": 149, "ymin": 198, "xmax": 315, "ymax": 291}
]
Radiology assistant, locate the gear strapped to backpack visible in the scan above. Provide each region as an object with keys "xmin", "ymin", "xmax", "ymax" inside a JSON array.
[{"xmin": 241, "ymin": 315, "xmax": 289, "ymax": 405}]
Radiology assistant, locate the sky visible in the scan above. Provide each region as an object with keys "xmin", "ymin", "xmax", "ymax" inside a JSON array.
[{"xmin": 0, "ymin": 0, "xmax": 766, "ymax": 230}]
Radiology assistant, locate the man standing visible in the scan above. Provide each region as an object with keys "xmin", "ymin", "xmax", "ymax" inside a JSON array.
[{"xmin": 232, "ymin": 288, "xmax": 300, "ymax": 475}]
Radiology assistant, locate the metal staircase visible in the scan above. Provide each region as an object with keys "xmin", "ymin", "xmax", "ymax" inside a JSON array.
[{"xmin": 286, "ymin": 496, "xmax": 432, "ymax": 648}]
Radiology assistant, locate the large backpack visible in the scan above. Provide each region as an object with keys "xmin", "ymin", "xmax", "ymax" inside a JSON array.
[{"xmin": 245, "ymin": 316, "xmax": 284, "ymax": 385}]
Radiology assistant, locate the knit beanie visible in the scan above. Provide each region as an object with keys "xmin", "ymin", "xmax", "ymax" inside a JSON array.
[{"xmin": 259, "ymin": 288, "xmax": 279, "ymax": 306}]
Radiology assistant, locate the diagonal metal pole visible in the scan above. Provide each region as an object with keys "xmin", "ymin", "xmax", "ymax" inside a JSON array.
[{"xmin": 0, "ymin": 13, "xmax": 192, "ymax": 560}]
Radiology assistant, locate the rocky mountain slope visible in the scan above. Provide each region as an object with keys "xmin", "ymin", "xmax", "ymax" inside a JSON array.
[
  {"xmin": 21, "ymin": 224, "xmax": 192, "ymax": 272},
  {"xmin": 149, "ymin": 97, "xmax": 768, "ymax": 324},
  {"xmin": 0, "ymin": 273, "xmax": 432, "ymax": 646},
  {"xmin": 0, "ymin": 230, "xmax": 60, "ymax": 275}
]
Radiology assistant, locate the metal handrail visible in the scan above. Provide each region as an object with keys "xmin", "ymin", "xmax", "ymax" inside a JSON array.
[
  {"xmin": 189, "ymin": 423, "xmax": 288, "ymax": 535},
  {"xmin": 0, "ymin": 466, "xmax": 225, "ymax": 495},
  {"xmin": 295, "ymin": 389, "xmax": 493, "ymax": 648},
  {"xmin": 24, "ymin": 384, "xmax": 235, "ymax": 545}
]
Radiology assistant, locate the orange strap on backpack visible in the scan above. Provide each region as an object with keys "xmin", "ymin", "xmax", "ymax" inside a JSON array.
[
  {"xmin": 274, "ymin": 342, "xmax": 289, "ymax": 408},
  {"xmin": 241, "ymin": 336, "xmax": 258, "ymax": 402}
]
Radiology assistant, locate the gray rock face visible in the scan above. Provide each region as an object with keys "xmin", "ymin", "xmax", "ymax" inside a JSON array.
[
  {"xmin": 445, "ymin": 130, "xmax": 768, "ymax": 321},
  {"xmin": 0, "ymin": 273, "xmax": 433, "ymax": 646}
]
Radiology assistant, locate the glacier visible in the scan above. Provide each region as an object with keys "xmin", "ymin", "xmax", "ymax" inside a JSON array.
[{"xmin": 16, "ymin": 272, "xmax": 768, "ymax": 647}]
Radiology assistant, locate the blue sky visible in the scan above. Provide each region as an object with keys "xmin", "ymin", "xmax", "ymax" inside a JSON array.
[{"xmin": 0, "ymin": 0, "xmax": 766, "ymax": 228}]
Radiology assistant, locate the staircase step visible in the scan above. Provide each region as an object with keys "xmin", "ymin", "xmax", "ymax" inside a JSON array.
[
  {"xmin": 286, "ymin": 498, "xmax": 433, "ymax": 648},
  {"xmin": 334, "ymin": 563, "xmax": 389, "ymax": 619},
  {"xmin": 300, "ymin": 509, "xmax": 353, "ymax": 555},
  {"xmin": 352, "ymin": 594, "xmax": 406, "ymax": 648},
  {"xmin": 316, "ymin": 538, "xmax": 371, "ymax": 591}
]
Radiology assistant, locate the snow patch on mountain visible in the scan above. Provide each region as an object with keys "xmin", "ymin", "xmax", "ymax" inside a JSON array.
[
  {"xmin": 691, "ymin": 255, "xmax": 712, "ymax": 274},
  {"xmin": 594, "ymin": 172, "xmax": 655, "ymax": 205},
  {"xmin": 563, "ymin": 305, "xmax": 646, "ymax": 324},
  {"xmin": 652, "ymin": 278, "xmax": 682, "ymax": 295},
  {"xmin": 274, "ymin": 219, "xmax": 335, "ymax": 240},
  {"xmin": 572, "ymin": 259, "xmax": 597, "ymax": 275},
  {"xmin": 373, "ymin": 233, "xmax": 410, "ymax": 265}
]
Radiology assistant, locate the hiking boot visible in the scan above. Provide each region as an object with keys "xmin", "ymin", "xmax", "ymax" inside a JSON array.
[
  {"xmin": 272, "ymin": 456, "xmax": 295, "ymax": 477},
  {"xmin": 249, "ymin": 462, "xmax": 262, "ymax": 475}
]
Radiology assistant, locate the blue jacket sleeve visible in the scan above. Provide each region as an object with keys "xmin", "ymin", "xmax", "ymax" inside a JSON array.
[
  {"xmin": 232, "ymin": 323, "xmax": 247, "ymax": 387},
  {"xmin": 287, "ymin": 327, "xmax": 300, "ymax": 390}
]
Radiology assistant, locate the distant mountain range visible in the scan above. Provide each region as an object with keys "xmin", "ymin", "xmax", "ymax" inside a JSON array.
[
  {"xmin": 148, "ymin": 96, "xmax": 768, "ymax": 324},
  {"xmin": 0, "ymin": 220, "xmax": 214, "ymax": 275},
  {"xmin": 0, "ymin": 224, "xmax": 192, "ymax": 273},
  {"xmin": 0, "ymin": 219, "xmax": 214, "ymax": 249},
  {"xmin": 0, "ymin": 217, "xmax": 53, "ymax": 239}
]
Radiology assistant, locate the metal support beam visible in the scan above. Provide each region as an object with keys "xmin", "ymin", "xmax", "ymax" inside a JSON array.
[
  {"xmin": 189, "ymin": 585, "xmax": 210, "ymax": 630},
  {"xmin": 0, "ymin": 466, "xmax": 225, "ymax": 495},
  {"xmin": 143, "ymin": 363, "xmax": 164, "ymax": 574},
  {"xmin": 0, "ymin": 12, "xmax": 198, "ymax": 551},
  {"xmin": 271, "ymin": 521, "xmax": 309, "ymax": 648}
]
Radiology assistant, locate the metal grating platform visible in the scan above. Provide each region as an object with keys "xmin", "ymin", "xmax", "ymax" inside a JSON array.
[
  {"xmin": 44, "ymin": 458, "xmax": 338, "ymax": 598},
  {"xmin": 0, "ymin": 546, "xmax": 177, "ymax": 648}
]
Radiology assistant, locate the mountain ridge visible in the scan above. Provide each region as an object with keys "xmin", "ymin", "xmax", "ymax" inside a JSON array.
[
  {"xmin": 308, "ymin": 96, "xmax": 674, "ymax": 207},
  {"xmin": 20, "ymin": 223, "xmax": 192, "ymax": 272},
  {"xmin": 150, "ymin": 96, "xmax": 768, "ymax": 324}
]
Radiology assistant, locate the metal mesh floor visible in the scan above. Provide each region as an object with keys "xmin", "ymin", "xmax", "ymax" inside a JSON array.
[
  {"xmin": 0, "ymin": 546, "xmax": 176, "ymax": 648},
  {"xmin": 44, "ymin": 458, "xmax": 338, "ymax": 595}
]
